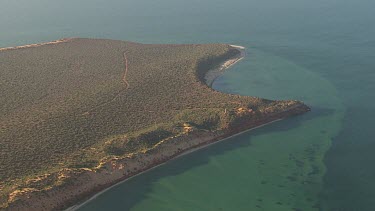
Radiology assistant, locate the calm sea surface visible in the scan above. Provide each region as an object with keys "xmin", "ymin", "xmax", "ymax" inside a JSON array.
[{"xmin": 1, "ymin": 0, "xmax": 374, "ymax": 210}]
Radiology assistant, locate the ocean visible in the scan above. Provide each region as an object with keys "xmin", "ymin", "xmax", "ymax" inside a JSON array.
[{"xmin": 1, "ymin": 0, "xmax": 374, "ymax": 210}]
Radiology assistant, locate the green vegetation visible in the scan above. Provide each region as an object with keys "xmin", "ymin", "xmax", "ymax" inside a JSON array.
[{"xmin": 0, "ymin": 38, "xmax": 304, "ymax": 207}]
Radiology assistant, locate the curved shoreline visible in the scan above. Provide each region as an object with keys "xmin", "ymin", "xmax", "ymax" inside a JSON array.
[
  {"xmin": 3, "ymin": 42, "xmax": 310, "ymax": 211},
  {"xmin": 65, "ymin": 45, "xmax": 306, "ymax": 211},
  {"xmin": 204, "ymin": 45, "xmax": 246, "ymax": 87}
]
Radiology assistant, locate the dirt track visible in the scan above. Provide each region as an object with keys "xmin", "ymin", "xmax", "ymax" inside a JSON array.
[
  {"xmin": 122, "ymin": 52, "xmax": 130, "ymax": 88},
  {"xmin": 82, "ymin": 51, "xmax": 130, "ymax": 115}
]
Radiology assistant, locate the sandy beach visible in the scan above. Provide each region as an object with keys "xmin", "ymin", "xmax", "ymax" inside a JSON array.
[{"xmin": 204, "ymin": 45, "xmax": 246, "ymax": 87}]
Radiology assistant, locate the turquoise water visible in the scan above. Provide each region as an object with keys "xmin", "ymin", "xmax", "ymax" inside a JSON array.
[{"xmin": 1, "ymin": 0, "xmax": 375, "ymax": 210}]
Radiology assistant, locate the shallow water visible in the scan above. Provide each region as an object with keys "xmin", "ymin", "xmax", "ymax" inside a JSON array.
[{"xmin": 1, "ymin": 0, "xmax": 374, "ymax": 210}]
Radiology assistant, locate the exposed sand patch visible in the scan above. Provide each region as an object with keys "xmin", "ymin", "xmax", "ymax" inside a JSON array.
[{"xmin": 0, "ymin": 38, "xmax": 73, "ymax": 52}]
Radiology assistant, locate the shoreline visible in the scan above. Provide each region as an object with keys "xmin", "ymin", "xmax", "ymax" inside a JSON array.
[
  {"xmin": 65, "ymin": 44, "xmax": 303, "ymax": 211},
  {"xmin": 3, "ymin": 42, "xmax": 310, "ymax": 211},
  {"xmin": 204, "ymin": 45, "xmax": 246, "ymax": 87},
  {"xmin": 0, "ymin": 38, "xmax": 73, "ymax": 52},
  {"xmin": 67, "ymin": 118, "xmax": 281, "ymax": 211}
]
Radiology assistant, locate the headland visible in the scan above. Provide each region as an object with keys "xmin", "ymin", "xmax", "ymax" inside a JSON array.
[{"xmin": 0, "ymin": 38, "xmax": 309, "ymax": 210}]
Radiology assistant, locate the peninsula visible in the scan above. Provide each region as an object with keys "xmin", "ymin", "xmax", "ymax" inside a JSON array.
[{"xmin": 0, "ymin": 38, "xmax": 309, "ymax": 210}]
